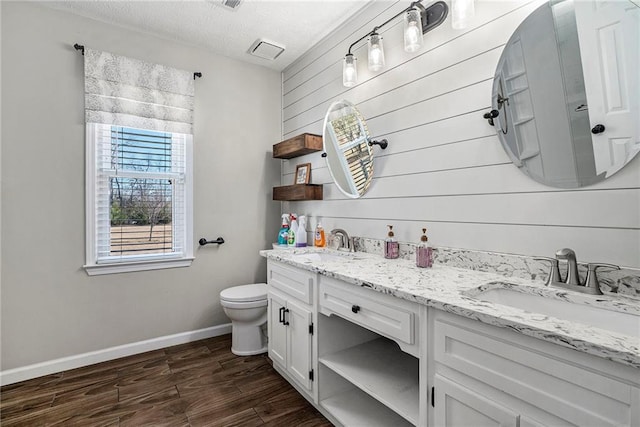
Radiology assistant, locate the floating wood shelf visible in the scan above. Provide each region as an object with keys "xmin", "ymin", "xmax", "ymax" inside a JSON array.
[
  {"xmin": 273, "ymin": 133, "xmax": 323, "ymax": 159},
  {"xmin": 273, "ymin": 184, "xmax": 323, "ymax": 201},
  {"xmin": 272, "ymin": 133, "xmax": 324, "ymax": 201}
]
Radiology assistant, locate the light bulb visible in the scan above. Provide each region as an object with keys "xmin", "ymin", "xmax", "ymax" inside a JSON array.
[
  {"xmin": 451, "ymin": 0, "xmax": 475, "ymax": 30},
  {"xmin": 367, "ymin": 33, "xmax": 385, "ymax": 72},
  {"xmin": 343, "ymin": 54, "xmax": 357, "ymax": 87},
  {"xmin": 404, "ymin": 7, "xmax": 423, "ymax": 53}
]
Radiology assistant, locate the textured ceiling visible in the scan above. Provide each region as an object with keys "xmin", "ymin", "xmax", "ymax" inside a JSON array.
[{"xmin": 43, "ymin": 0, "xmax": 373, "ymax": 71}]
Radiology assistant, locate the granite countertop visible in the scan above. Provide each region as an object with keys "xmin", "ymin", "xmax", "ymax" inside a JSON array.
[{"xmin": 260, "ymin": 247, "xmax": 640, "ymax": 369}]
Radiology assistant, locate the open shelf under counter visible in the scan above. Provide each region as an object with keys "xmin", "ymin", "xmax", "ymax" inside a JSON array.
[
  {"xmin": 321, "ymin": 387, "xmax": 414, "ymax": 427},
  {"xmin": 319, "ymin": 337, "xmax": 419, "ymax": 425}
]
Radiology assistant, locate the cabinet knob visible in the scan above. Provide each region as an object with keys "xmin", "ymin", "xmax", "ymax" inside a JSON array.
[{"xmin": 351, "ymin": 305, "xmax": 360, "ymax": 314}]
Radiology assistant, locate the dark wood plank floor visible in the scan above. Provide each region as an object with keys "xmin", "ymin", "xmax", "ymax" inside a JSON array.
[{"xmin": 0, "ymin": 334, "xmax": 332, "ymax": 426}]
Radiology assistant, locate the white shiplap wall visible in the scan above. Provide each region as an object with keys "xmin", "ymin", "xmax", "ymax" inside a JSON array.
[{"xmin": 279, "ymin": 0, "xmax": 640, "ymax": 268}]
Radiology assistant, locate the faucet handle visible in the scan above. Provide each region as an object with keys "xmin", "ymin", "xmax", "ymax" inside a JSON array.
[
  {"xmin": 584, "ymin": 263, "xmax": 620, "ymax": 294},
  {"xmin": 534, "ymin": 257, "xmax": 561, "ymax": 286}
]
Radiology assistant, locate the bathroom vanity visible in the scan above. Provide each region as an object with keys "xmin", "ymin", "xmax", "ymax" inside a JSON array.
[{"xmin": 261, "ymin": 248, "xmax": 640, "ymax": 427}]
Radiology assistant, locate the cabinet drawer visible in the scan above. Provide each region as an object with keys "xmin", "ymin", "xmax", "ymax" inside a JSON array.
[
  {"xmin": 267, "ymin": 260, "xmax": 315, "ymax": 305},
  {"xmin": 319, "ymin": 277, "xmax": 416, "ymax": 345}
]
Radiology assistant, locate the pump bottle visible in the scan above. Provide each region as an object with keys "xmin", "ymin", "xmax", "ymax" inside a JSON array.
[
  {"xmin": 384, "ymin": 225, "xmax": 399, "ymax": 259},
  {"xmin": 416, "ymin": 228, "xmax": 433, "ymax": 268},
  {"xmin": 314, "ymin": 222, "xmax": 326, "ymax": 247}
]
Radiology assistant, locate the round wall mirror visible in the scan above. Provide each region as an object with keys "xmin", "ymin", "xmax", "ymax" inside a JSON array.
[
  {"xmin": 492, "ymin": 0, "xmax": 639, "ymax": 188},
  {"xmin": 322, "ymin": 100, "xmax": 374, "ymax": 198}
]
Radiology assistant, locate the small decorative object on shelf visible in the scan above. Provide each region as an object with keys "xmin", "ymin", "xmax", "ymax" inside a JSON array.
[{"xmin": 295, "ymin": 163, "xmax": 311, "ymax": 184}]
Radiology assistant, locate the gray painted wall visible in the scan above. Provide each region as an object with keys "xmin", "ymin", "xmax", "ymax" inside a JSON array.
[
  {"xmin": 0, "ymin": 1, "xmax": 281, "ymax": 370},
  {"xmin": 280, "ymin": 0, "xmax": 639, "ymax": 268}
]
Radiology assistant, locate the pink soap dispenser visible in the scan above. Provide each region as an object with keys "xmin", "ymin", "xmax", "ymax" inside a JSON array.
[
  {"xmin": 384, "ymin": 225, "xmax": 399, "ymax": 259},
  {"xmin": 416, "ymin": 228, "xmax": 433, "ymax": 268}
]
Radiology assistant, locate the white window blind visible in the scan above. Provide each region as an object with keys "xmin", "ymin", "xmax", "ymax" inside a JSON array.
[
  {"xmin": 84, "ymin": 48, "xmax": 195, "ymax": 275},
  {"xmin": 84, "ymin": 48, "xmax": 194, "ymax": 134}
]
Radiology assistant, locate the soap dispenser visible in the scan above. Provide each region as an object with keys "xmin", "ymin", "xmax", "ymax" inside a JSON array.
[
  {"xmin": 314, "ymin": 221, "xmax": 326, "ymax": 247},
  {"xmin": 416, "ymin": 228, "xmax": 433, "ymax": 268},
  {"xmin": 384, "ymin": 225, "xmax": 399, "ymax": 259},
  {"xmin": 277, "ymin": 214, "xmax": 289, "ymax": 246}
]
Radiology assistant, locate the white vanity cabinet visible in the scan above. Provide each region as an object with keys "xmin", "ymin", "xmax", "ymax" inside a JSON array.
[
  {"xmin": 265, "ymin": 256, "xmax": 640, "ymax": 427},
  {"xmin": 431, "ymin": 310, "xmax": 640, "ymax": 427},
  {"xmin": 267, "ymin": 260, "xmax": 315, "ymax": 397}
]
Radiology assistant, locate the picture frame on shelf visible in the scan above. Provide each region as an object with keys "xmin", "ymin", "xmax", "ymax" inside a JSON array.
[{"xmin": 295, "ymin": 163, "xmax": 311, "ymax": 184}]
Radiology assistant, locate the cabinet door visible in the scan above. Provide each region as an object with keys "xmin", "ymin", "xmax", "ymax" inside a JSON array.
[
  {"xmin": 286, "ymin": 298, "xmax": 313, "ymax": 391},
  {"xmin": 268, "ymin": 292, "xmax": 287, "ymax": 367},
  {"xmin": 434, "ymin": 375, "xmax": 519, "ymax": 427}
]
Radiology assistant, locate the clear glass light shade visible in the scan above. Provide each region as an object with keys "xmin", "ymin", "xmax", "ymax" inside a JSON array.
[
  {"xmin": 451, "ymin": 0, "xmax": 475, "ymax": 29},
  {"xmin": 367, "ymin": 33, "xmax": 385, "ymax": 72},
  {"xmin": 404, "ymin": 8, "xmax": 423, "ymax": 53},
  {"xmin": 343, "ymin": 54, "xmax": 358, "ymax": 87}
]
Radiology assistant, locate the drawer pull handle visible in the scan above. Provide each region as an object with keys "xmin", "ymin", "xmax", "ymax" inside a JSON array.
[
  {"xmin": 283, "ymin": 308, "xmax": 290, "ymax": 325},
  {"xmin": 351, "ymin": 305, "xmax": 361, "ymax": 314},
  {"xmin": 278, "ymin": 307, "xmax": 285, "ymax": 324}
]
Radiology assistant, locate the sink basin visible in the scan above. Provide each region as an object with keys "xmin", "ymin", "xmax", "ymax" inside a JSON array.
[
  {"xmin": 292, "ymin": 251, "xmax": 363, "ymax": 263},
  {"xmin": 474, "ymin": 287, "xmax": 640, "ymax": 338}
]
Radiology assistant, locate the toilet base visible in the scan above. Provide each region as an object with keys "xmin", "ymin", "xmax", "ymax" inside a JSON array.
[
  {"xmin": 231, "ymin": 345, "xmax": 268, "ymax": 356},
  {"xmin": 230, "ymin": 322, "xmax": 267, "ymax": 356}
]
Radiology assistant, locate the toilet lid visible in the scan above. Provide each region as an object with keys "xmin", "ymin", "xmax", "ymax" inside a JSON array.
[{"xmin": 220, "ymin": 283, "xmax": 268, "ymax": 302}]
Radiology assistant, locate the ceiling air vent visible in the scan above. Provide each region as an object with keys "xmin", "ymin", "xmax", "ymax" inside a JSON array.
[
  {"xmin": 220, "ymin": 0, "xmax": 242, "ymax": 10},
  {"xmin": 248, "ymin": 39, "xmax": 285, "ymax": 60}
]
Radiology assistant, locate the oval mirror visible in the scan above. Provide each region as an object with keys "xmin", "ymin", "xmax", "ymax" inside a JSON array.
[
  {"xmin": 492, "ymin": 0, "xmax": 639, "ymax": 188},
  {"xmin": 322, "ymin": 100, "xmax": 374, "ymax": 198}
]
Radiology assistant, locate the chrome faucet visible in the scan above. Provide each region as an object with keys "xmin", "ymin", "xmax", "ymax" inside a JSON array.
[
  {"xmin": 330, "ymin": 229, "xmax": 352, "ymax": 251},
  {"xmin": 555, "ymin": 248, "xmax": 580, "ymax": 286},
  {"xmin": 536, "ymin": 248, "xmax": 619, "ymax": 295}
]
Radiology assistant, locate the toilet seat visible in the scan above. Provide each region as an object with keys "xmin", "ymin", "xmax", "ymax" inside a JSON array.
[
  {"xmin": 220, "ymin": 283, "xmax": 267, "ymax": 303},
  {"xmin": 220, "ymin": 299, "xmax": 268, "ymax": 310}
]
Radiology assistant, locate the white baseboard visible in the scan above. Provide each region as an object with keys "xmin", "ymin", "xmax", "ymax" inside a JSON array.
[{"xmin": 0, "ymin": 323, "xmax": 232, "ymax": 386}]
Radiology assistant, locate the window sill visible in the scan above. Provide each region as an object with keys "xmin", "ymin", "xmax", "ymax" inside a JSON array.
[{"xmin": 84, "ymin": 257, "xmax": 194, "ymax": 276}]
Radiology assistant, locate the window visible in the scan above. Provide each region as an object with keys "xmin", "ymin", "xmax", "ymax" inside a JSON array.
[
  {"xmin": 85, "ymin": 124, "xmax": 193, "ymax": 275},
  {"xmin": 81, "ymin": 48, "xmax": 196, "ymax": 275}
]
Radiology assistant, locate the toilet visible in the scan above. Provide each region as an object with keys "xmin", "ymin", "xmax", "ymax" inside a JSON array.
[{"xmin": 220, "ymin": 283, "xmax": 268, "ymax": 356}]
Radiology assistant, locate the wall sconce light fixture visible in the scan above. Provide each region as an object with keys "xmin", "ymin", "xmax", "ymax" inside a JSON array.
[
  {"xmin": 343, "ymin": 53, "xmax": 358, "ymax": 87},
  {"xmin": 342, "ymin": 1, "xmax": 448, "ymax": 87},
  {"xmin": 367, "ymin": 32, "xmax": 386, "ymax": 71},
  {"xmin": 404, "ymin": 6, "xmax": 424, "ymax": 53}
]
